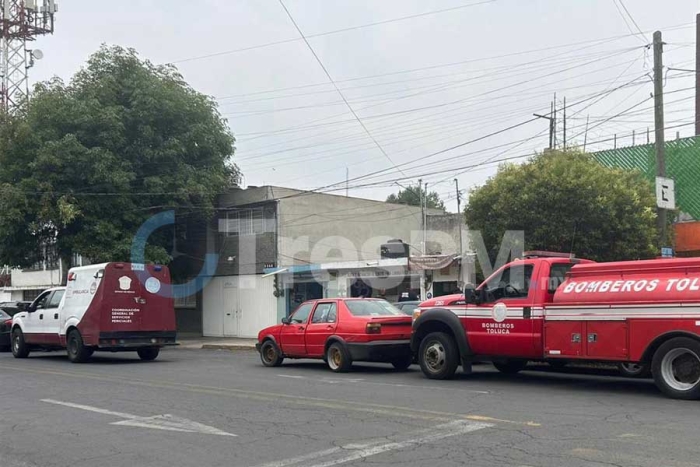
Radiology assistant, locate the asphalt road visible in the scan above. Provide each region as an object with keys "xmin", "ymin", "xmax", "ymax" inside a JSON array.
[{"xmin": 1, "ymin": 348, "xmax": 699, "ymax": 467}]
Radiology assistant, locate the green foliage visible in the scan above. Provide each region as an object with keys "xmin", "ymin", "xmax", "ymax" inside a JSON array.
[
  {"xmin": 0, "ymin": 45, "xmax": 237, "ymax": 269},
  {"xmin": 386, "ymin": 184, "xmax": 445, "ymax": 211},
  {"xmin": 464, "ymin": 151, "xmax": 659, "ymax": 262}
]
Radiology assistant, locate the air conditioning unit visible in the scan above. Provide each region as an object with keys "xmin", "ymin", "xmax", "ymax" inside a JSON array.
[{"xmin": 25, "ymin": 0, "xmax": 37, "ymax": 11}]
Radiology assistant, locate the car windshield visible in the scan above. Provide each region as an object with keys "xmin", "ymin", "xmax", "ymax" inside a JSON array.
[{"xmin": 345, "ymin": 300, "xmax": 404, "ymax": 317}]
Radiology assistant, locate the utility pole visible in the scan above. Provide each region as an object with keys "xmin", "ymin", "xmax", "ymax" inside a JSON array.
[
  {"xmin": 583, "ymin": 115, "xmax": 590, "ymax": 152},
  {"xmin": 533, "ymin": 98, "xmax": 555, "ymax": 150},
  {"xmin": 696, "ymin": 13, "xmax": 700, "ymax": 135},
  {"xmin": 345, "ymin": 167, "xmax": 349, "ymax": 197},
  {"xmin": 455, "ymin": 178, "xmax": 464, "ymax": 287},
  {"xmin": 0, "ymin": 0, "xmax": 57, "ymax": 114},
  {"xmin": 653, "ymin": 30, "xmax": 667, "ymax": 247},
  {"xmin": 563, "ymin": 96, "xmax": 567, "ymax": 150},
  {"xmin": 418, "ymin": 178, "xmax": 424, "ymax": 255},
  {"xmin": 553, "ymin": 92, "xmax": 557, "ymax": 149}
]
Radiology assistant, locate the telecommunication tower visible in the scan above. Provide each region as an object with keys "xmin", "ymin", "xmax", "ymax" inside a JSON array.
[{"xmin": 0, "ymin": 0, "xmax": 57, "ymax": 113}]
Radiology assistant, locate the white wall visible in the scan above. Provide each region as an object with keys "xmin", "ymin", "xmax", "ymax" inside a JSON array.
[
  {"xmin": 11, "ymin": 269, "xmax": 62, "ymax": 288},
  {"xmin": 202, "ymin": 275, "xmax": 277, "ymax": 338}
]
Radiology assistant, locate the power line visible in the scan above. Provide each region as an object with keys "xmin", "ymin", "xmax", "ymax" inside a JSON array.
[
  {"xmin": 618, "ymin": 0, "xmax": 648, "ymax": 42},
  {"xmin": 169, "ymin": 0, "xmax": 494, "ymax": 65},
  {"xmin": 277, "ymin": 0, "xmax": 406, "ymax": 176}
]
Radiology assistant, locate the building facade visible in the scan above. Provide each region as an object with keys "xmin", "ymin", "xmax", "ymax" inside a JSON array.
[{"xmin": 197, "ymin": 186, "xmax": 467, "ymax": 338}]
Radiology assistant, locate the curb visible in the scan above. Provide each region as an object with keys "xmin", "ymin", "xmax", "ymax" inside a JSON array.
[{"xmin": 200, "ymin": 344, "xmax": 257, "ymax": 351}]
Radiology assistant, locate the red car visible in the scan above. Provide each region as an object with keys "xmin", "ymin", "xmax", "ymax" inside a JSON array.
[{"xmin": 256, "ymin": 298, "xmax": 413, "ymax": 372}]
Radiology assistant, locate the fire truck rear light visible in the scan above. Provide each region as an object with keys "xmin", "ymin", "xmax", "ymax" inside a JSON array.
[{"xmin": 366, "ymin": 323, "xmax": 381, "ymax": 334}]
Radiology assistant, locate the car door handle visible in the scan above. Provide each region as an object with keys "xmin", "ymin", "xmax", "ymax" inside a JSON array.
[
  {"xmin": 54, "ymin": 313, "xmax": 59, "ymax": 319},
  {"xmin": 298, "ymin": 326, "xmax": 305, "ymax": 331},
  {"xmin": 326, "ymin": 325, "xmax": 333, "ymax": 329},
  {"xmin": 39, "ymin": 314, "xmax": 43, "ymax": 320}
]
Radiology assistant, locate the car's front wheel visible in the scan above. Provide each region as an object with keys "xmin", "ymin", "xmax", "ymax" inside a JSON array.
[
  {"xmin": 11, "ymin": 328, "xmax": 29, "ymax": 358},
  {"xmin": 260, "ymin": 340, "xmax": 284, "ymax": 367}
]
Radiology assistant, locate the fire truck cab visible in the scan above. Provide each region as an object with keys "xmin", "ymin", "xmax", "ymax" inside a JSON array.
[{"xmin": 411, "ymin": 252, "xmax": 700, "ymax": 399}]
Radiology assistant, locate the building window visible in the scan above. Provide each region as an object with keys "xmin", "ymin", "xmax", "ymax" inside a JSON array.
[
  {"xmin": 23, "ymin": 289, "xmax": 43, "ymax": 302},
  {"xmin": 226, "ymin": 208, "xmax": 267, "ymax": 237}
]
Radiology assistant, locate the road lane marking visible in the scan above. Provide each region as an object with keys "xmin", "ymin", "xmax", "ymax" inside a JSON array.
[
  {"xmin": 41, "ymin": 399, "xmax": 237, "ymax": 437},
  {"xmin": 275, "ymin": 374, "xmax": 490, "ymax": 394},
  {"xmin": 1, "ymin": 364, "xmax": 539, "ymax": 427},
  {"xmin": 252, "ymin": 420, "xmax": 492, "ymax": 467}
]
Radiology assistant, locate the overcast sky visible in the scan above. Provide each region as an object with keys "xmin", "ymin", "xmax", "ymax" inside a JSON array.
[{"xmin": 29, "ymin": 0, "xmax": 700, "ymax": 212}]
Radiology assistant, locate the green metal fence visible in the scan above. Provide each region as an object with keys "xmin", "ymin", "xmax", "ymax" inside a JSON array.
[{"xmin": 593, "ymin": 136, "xmax": 700, "ymax": 220}]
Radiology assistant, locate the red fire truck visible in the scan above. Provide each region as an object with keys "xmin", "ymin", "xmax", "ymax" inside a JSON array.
[{"xmin": 411, "ymin": 252, "xmax": 700, "ymax": 399}]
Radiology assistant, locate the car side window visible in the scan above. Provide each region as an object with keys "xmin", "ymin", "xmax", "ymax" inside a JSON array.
[
  {"xmin": 33, "ymin": 292, "xmax": 51, "ymax": 310},
  {"xmin": 311, "ymin": 303, "xmax": 331, "ymax": 323},
  {"xmin": 326, "ymin": 303, "xmax": 337, "ymax": 323},
  {"xmin": 310, "ymin": 303, "xmax": 337, "ymax": 323},
  {"xmin": 47, "ymin": 290, "xmax": 64, "ymax": 309},
  {"xmin": 290, "ymin": 304, "xmax": 313, "ymax": 324}
]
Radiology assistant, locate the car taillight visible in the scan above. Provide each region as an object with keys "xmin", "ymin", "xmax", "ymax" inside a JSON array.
[
  {"xmin": 1, "ymin": 319, "xmax": 11, "ymax": 330},
  {"xmin": 366, "ymin": 323, "xmax": 382, "ymax": 334}
]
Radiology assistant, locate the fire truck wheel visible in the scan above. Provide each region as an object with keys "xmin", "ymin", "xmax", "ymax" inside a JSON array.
[
  {"xmin": 260, "ymin": 340, "xmax": 284, "ymax": 367},
  {"xmin": 11, "ymin": 328, "xmax": 30, "ymax": 359},
  {"xmin": 618, "ymin": 362, "xmax": 651, "ymax": 378},
  {"xmin": 418, "ymin": 332, "xmax": 459, "ymax": 380},
  {"xmin": 67, "ymin": 330, "xmax": 94, "ymax": 363},
  {"xmin": 493, "ymin": 360, "xmax": 528, "ymax": 374},
  {"xmin": 137, "ymin": 347, "xmax": 160, "ymax": 361},
  {"xmin": 326, "ymin": 342, "xmax": 352, "ymax": 373},
  {"xmin": 652, "ymin": 337, "xmax": 700, "ymax": 400}
]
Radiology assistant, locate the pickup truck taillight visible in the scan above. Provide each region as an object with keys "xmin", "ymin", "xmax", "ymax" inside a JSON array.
[
  {"xmin": 1, "ymin": 319, "xmax": 11, "ymax": 331},
  {"xmin": 366, "ymin": 323, "xmax": 382, "ymax": 334}
]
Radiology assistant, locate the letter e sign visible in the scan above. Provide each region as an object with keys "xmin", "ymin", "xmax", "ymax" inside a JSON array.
[{"xmin": 656, "ymin": 177, "xmax": 675, "ymax": 210}]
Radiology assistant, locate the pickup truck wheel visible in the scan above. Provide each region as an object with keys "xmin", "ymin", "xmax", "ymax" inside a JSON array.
[
  {"xmin": 137, "ymin": 347, "xmax": 160, "ymax": 361},
  {"xmin": 618, "ymin": 362, "xmax": 651, "ymax": 378},
  {"xmin": 652, "ymin": 337, "xmax": 700, "ymax": 400},
  {"xmin": 11, "ymin": 329, "xmax": 30, "ymax": 358},
  {"xmin": 418, "ymin": 332, "xmax": 459, "ymax": 380},
  {"xmin": 67, "ymin": 330, "xmax": 93, "ymax": 363},
  {"xmin": 260, "ymin": 340, "xmax": 284, "ymax": 367},
  {"xmin": 391, "ymin": 354, "xmax": 413, "ymax": 371},
  {"xmin": 493, "ymin": 360, "xmax": 528, "ymax": 374},
  {"xmin": 326, "ymin": 342, "xmax": 352, "ymax": 373}
]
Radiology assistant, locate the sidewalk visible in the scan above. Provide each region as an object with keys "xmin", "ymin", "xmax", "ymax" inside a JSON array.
[{"xmin": 176, "ymin": 334, "xmax": 258, "ymax": 351}]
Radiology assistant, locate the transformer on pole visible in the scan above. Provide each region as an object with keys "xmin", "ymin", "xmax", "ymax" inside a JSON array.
[{"xmin": 0, "ymin": 0, "xmax": 56, "ymax": 114}]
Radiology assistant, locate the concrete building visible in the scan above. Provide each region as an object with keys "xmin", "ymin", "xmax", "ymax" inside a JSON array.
[{"xmin": 197, "ymin": 186, "xmax": 467, "ymax": 338}]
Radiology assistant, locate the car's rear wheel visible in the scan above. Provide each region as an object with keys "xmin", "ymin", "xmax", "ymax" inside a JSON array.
[
  {"xmin": 260, "ymin": 340, "xmax": 284, "ymax": 367},
  {"xmin": 11, "ymin": 328, "xmax": 29, "ymax": 358},
  {"xmin": 391, "ymin": 354, "xmax": 413, "ymax": 371},
  {"xmin": 326, "ymin": 342, "xmax": 352, "ymax": 373},
  {"xmin": 67, "ymin": 330, "xmax": 93, "ymax": 363},
  {"xmin": 137, "ymin": 347, "xmax": 160, "ymax": 361},
  {"xmin": 418, "ymin": 332, "xmax": 459, "ymax": 380},
  {"xmin": 652, "ymin": 337, "xmax": 700, "ymax": 400}
]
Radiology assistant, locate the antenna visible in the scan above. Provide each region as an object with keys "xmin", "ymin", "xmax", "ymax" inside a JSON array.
[{"xmin": 0, "ymin": 0, "xmax": 58, "ymax": 114}]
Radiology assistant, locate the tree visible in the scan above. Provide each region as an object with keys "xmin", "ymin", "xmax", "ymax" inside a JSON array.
[
  {"xmin": 464, "ymin": 151, "xmax": 659, "ymax": 263},
  {"xmin": 386, "ymin": 184, "xmax": 445, "ymax": 211},
  {"xmin": 0, "ymin": 45, "xmax": 237, "ymax": 275}
]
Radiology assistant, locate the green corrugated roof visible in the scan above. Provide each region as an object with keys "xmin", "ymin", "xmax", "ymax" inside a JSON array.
[{"xmin": 593, "ymin": 136, "xmax": 700, "ymax": 220}]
